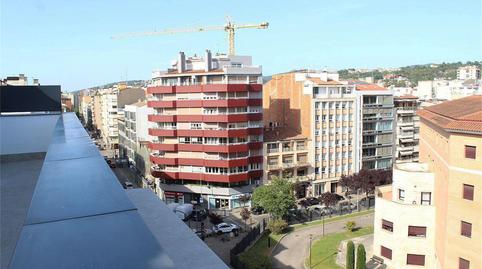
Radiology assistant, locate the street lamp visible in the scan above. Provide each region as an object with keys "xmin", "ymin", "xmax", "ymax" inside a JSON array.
[{"xmin": 309, "ymin": 234, "xmax": 313, "ymax": 269}]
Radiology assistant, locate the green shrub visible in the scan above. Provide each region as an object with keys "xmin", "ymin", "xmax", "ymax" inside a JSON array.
[
  {"xmin": 356, "ymin": 244, "xmax": 366, "ymax": 269},
  {"xmin": 346, "ymin": 240, "xmax": 355, "ymax": 269},
  {"xmin": 267, "ymin": 218, "xmax": 288, "ymax": 234},
  {"xmin": 345, "ymin": 221, "xmax": 356, "ymax": 232}
]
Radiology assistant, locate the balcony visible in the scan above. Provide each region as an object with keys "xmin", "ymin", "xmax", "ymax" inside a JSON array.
[{"xmin": 148, "ymin": 84, "xmax": 262, "ymax": 95}]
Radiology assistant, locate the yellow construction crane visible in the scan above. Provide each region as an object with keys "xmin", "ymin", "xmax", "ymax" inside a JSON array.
[{"xmin": 111, "ymin": 19, "xmax": 268, "ymax": 56}]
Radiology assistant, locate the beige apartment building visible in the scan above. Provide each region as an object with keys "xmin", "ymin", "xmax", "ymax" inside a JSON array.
[
  {"xmin": 373, "ymin": 95, "xmax": 481, "ymax": 269},
  {"xmin": 374, "ymin": 162, "xmax": 436, "ymax": 268},
  {"xmin": 263, "ymin": 71, "xmax": 357, "ymax": 193},
  {"xmin": 263, "ymin": 128, "xmax": 311, "ymax": 197},
  {"xmin": 418, "ymin": 95, "xmax": 481, "ymax": 269}
]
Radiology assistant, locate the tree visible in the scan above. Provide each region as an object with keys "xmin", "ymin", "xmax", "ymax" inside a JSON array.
[
  {"xmin": 346, "ymin": 241, "xmax": 355, "ymax": 269},
  {"xmin": 240, "ymin": 208, "xmax": 251, "ymax": 230},
  {"xmin": 340, "ymin": 169, "xmax": 393, "ymax": 201},
  {"xmin": 251, "ymin": 177, "xmax": 296, "ymax": 219},
  {"xmin": 267, "ymin": 219, "xmax": 288, "ymax": 234},
  {"xmin": 238, "ymin": 194, "xmax": 251, "ymax": 207},
  {"xmin": 319, "ymin": 192, "xmax": 338, "ymax": 211},
  {"xmin": 356, "ymin": 244, "xmax": 366, "ymax": 269}
]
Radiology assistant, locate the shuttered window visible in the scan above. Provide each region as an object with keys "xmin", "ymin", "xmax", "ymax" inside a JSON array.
[
  {"xmin": 463, "ymin": 184, "xmax": 474, "ymax": 201},
  {"xmin": 407, "ymin": 254, "xmax": 425, "ymax": 266},
  {"xmin": 465, "ymin": 145, "xmax": 476, "ymax": 159},
  {"xmin": 459, "ymin": 258, "xmax": 470, "ymax": 269},
  {"xmin": 461, "ymin": 221, "xmax": 472, "ymax": 238},
  {"xmin": 382, "ymin": 219, "xmax": 393, "ymax": 232},
  {"xmin": 380, "ymin": 246, "xmax": 392, "ymax": 259},
  {"xmin": 408, "ymin": 226, "xmax": 427, "ymax": 237}
]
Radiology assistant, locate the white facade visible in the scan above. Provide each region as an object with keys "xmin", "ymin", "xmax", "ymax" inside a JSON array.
[
  {"xmin": 416, "ymin": 79, "xmax": 481, "ymax": 101},
  {"xmin": 99, "ymin": 88, "xmax": 120, "ymax": 149},
  {"xmin": 457, "ymin": 65, "xmax": 480, "ymax": 80},
  {"xmin": 373, "ymin": 163, "xmax": 436, "ymax": 268}
]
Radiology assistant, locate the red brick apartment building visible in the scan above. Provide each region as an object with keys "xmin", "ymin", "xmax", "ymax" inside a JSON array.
[{"xmin": 147, "ymin": 50, "xmax": 264, "ymax": 209}]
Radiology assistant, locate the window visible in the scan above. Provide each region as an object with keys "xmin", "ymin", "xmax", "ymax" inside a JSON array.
[
  {"xmin": 190, "ymin": 122, "xmax": 202, "ymax": 129},
  {"xmin": 421, "ymin": 192, "xmax": 431, "ymax": 205},
  {"xmin": 398, "ymin": 189, "xmax": 405, "ymax": 201},
  {"xmin": 380, "ymin": 246, "xmax": 392, "ymax": 260},
  {"xmin": 465, "ymin": 145, "xmax": 476, "ymax": 159},
  {"xmin": 381, "ymin": 219, "xmax": 393, "ymax": 232},
  {"xmin": 463, "ymin": 184, "xmax": 474, "ymax": 200},
  {"xmin": 461, "ymin": 221, "xmax": 472, "ymax": 237},
  {"xmin": 408, "ymin": 226, "xmax": 426, "ymax": 237},
  {"xmin": 406, "ymin": 254, "xmax": 425, "ymax": 266},
  {"xmin": 459, "ymin": 258, "xmax": 470, "ymax": 269}
]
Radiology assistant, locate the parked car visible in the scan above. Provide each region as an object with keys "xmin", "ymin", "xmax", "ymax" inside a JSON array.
[
  {"xmin": 251, "ymin": 206, "xmax": 265, "ymax": 215},
  {"xmin": 310, "ymin": 205, "xmax": 333, "ymax": 216},
  {"xmin": 212, "ymin": 223, "xmax": 239, "ymax": 234},
  {"xmin": 306, "ymin": 197, "xmax": 320, "ymax": 206},
  {"xmin": 339, "ymin": 201, "xmax": 356, "ymax": 211},
  {"xmin": 123, "ymin": 182, "xmax": 134, "ymax": 189},
  {"xmin": 109, "ymin": 163, "xmax": 116, "ymax": 168},
  {"xmin": 191, "ymin": 209, "xmax": 208, "ymax": 221}
]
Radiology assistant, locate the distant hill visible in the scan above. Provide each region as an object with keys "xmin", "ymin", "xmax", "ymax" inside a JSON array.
[
  {"xmin": 89, "ymin": 80, "xmax": 148, "ymax": 90},
  {"xmin": 339, "ymin": 61, "xmax": 481, "ymax": 86}
]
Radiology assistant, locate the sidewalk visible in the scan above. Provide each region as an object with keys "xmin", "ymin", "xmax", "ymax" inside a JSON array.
[{"xmin": 271, "ymin": 212, "xmax": 374, "ymax": 269}]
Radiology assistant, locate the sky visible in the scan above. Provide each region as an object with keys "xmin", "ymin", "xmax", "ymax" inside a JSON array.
[{"xmin": 1, "ymin": 0, "xmax": 481, "ymax": 92}]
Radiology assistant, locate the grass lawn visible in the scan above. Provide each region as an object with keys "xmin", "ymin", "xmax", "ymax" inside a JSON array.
[
  {"xmin": 292, "ymin": 209, "xmax": 374, "ymax": 231},
  {"xmin": 237, "ymin": 232, "xmax": 284, "ymax": 269},
  {"xmin": 306, "ymin": 226, "xmax": 374, "ymax": 269},
  {"xmin": 237, "ymin": 210, "xmax": 374, "ymax": 269}
]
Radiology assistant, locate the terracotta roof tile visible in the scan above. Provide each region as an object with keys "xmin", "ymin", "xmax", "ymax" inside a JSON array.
[
  {"xmin": 306, "ymin": 77, "xmax": 342, "ymax": 85},
  {"xmin": 417, "ymin": 95, "xmax": 482, "ymax": 134},
  {"xmin": 355, "ymin": 84, "xmax": 387, "ymax": 91}
]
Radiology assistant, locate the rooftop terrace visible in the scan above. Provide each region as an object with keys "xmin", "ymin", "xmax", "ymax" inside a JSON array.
[{"xmin": 0, "ymin": 85, "xmax": 228, "ymax": 269}]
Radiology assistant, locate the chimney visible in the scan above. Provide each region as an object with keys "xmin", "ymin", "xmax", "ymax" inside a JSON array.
[
  {"xmin": 205, "ymin": 49, "xmax": 212, "ymax": 72},
  {"xmin": 178, "ymin": 52, "xmax": 186, "ymax": 73}
]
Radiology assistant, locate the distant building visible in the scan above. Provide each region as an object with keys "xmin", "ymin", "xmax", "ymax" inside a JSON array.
[
  {"xmin": 99, "ymin": 86, "xmax": 145, "ymax": 151},
  {"xmin": 353, "ymin": 83, "xmax": 396, "ymax": 170},
  {"xmin": 394, "ymin": 95, "xmax": 420, "ymax": 163},
  {"xmin": 61, "ymin": 93, "xmax": 73, "ymax": 112},
  {"xmin": 118, "ymin": 101, "xmax": 154, "ymax": 187},
  {"xmin": 457, "ymin": 65, "xmax": 480, "ymax": 80},
  {"xmin": 263, "ymin": 128, "xmax": 311, "ymax": 197},
  {"xmin": 264, "ymin": 71, "xmax": 358, "ymax": 194},
  {"xmin": 416, "ymin": 79, "xmax": 481, "ymax": 101},
  {"xmin": 1, "ymin": 74, "xmax": 40, "ymax": 86}
]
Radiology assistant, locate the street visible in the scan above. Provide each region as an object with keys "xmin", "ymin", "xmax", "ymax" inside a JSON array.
[{"xmin": 271, "ymin": 213, "xmax": 374, "ymax": 269}]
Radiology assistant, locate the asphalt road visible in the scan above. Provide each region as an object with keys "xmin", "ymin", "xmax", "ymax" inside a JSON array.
[{"xmin": 271, "ymin": 213, "xmax": 374, "ymax": 269}]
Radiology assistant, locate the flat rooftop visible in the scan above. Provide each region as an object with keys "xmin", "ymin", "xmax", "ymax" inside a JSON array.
[
  {"xmin": 395, "ymin": 162, "xmax": 429, "ymax": 172},
  {"xmin": 0, "ymin": 113, "xmax": 228, "ymax": 269}
]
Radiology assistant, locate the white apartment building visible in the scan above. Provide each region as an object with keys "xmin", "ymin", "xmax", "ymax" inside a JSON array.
[
  {"xmin": 457, "ymin": 65, "xmax": 481, "ymax": 80},
  {"xmin": 100, "ymin": 88, "xmax": 120, "ymax": 150},
  {"xmin": 416, "ymin": 79, "xmax": 481, "ymax": 101},
  {"xmin": 373, "ymin": 162, "xmax": 436, "ymax": 268},
  {"xmin": 394, "ymin": 95, "xmax": 420, "ymax": 163}
]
